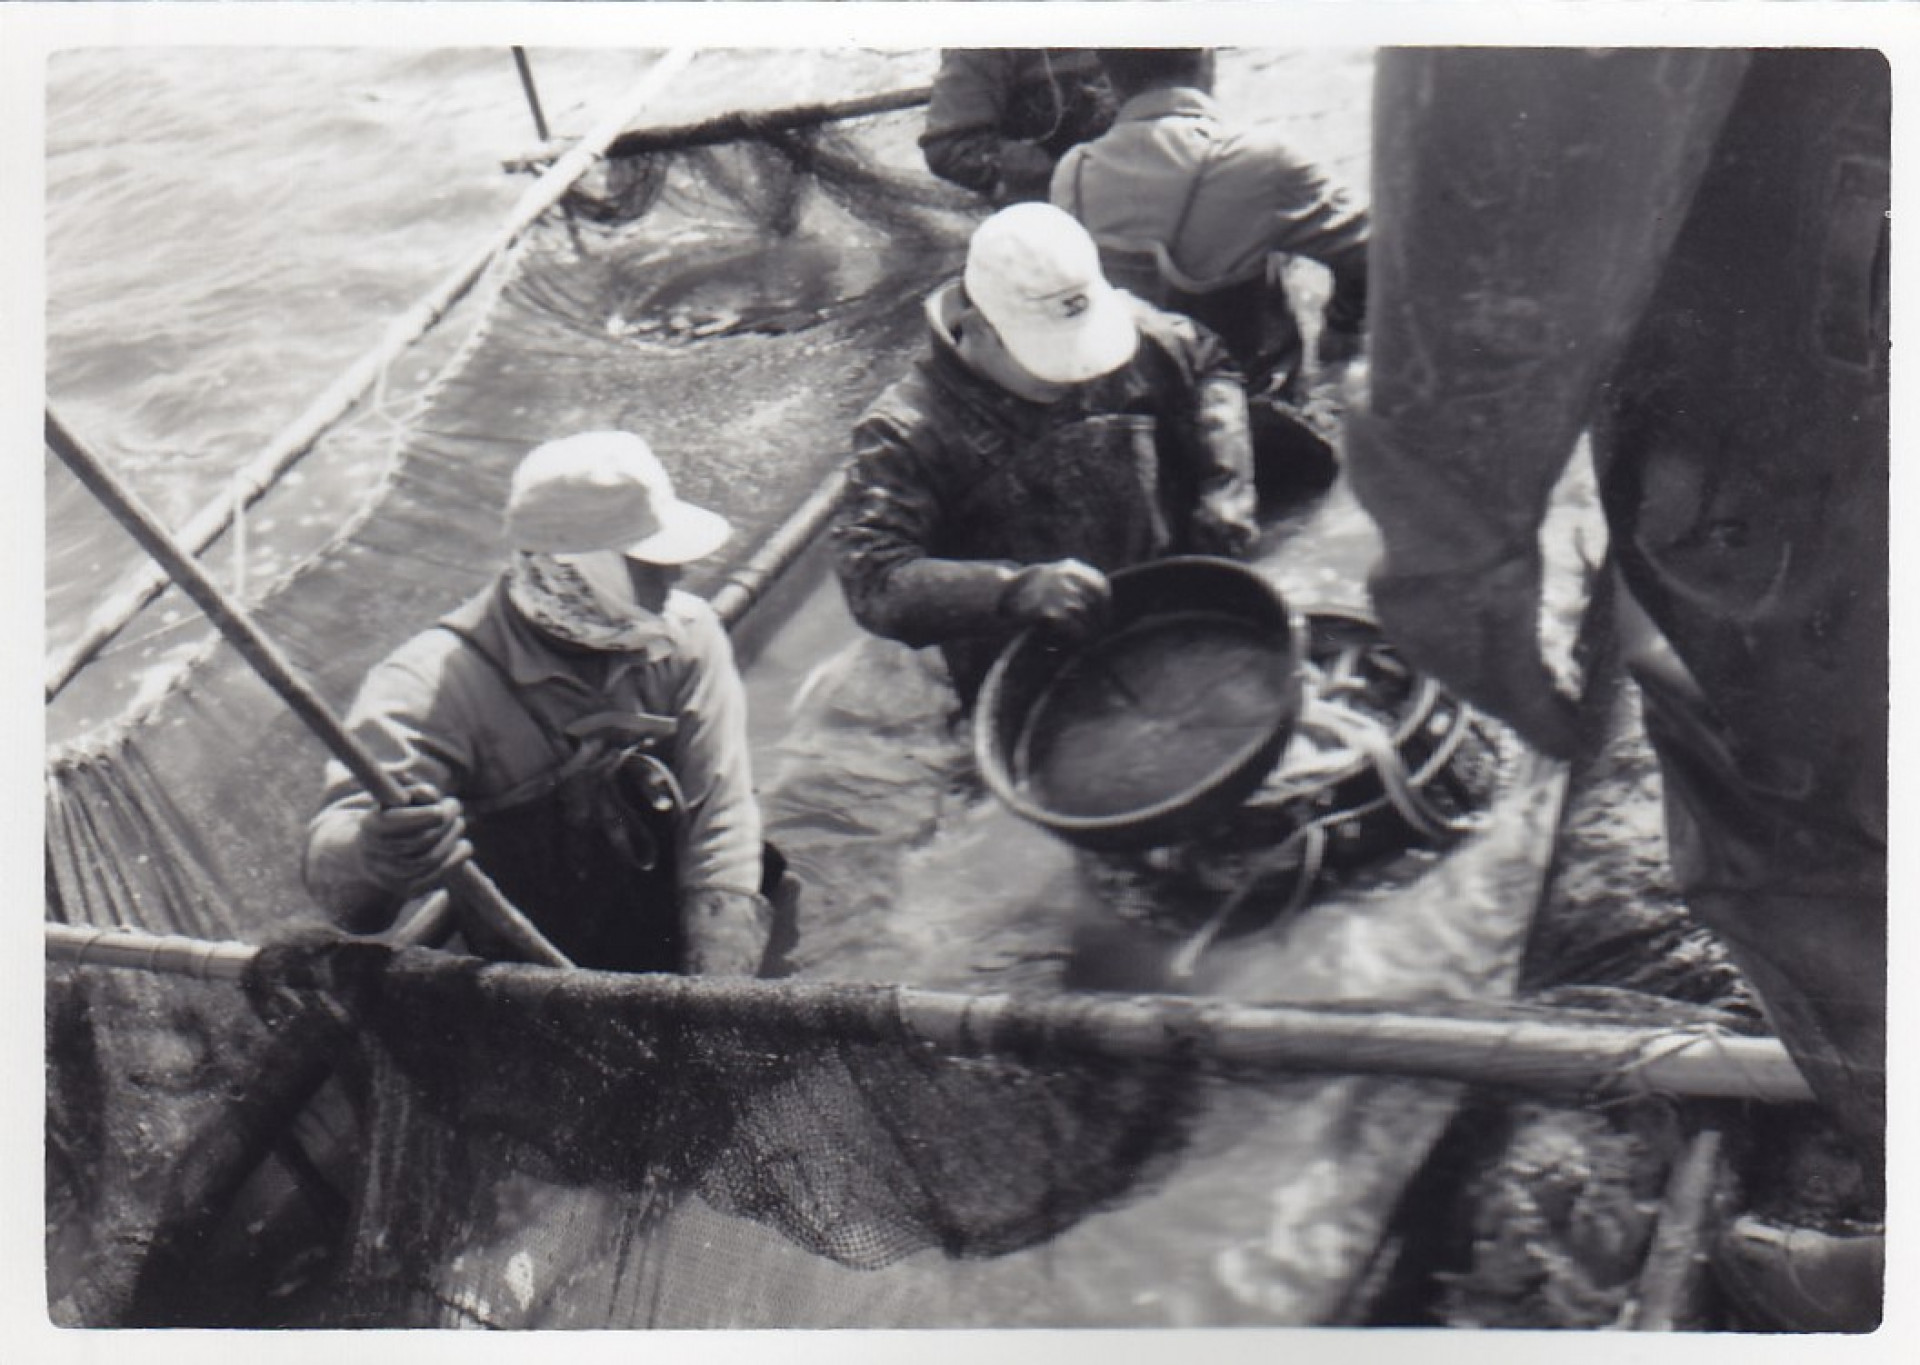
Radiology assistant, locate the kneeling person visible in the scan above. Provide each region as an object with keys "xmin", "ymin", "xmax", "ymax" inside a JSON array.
[
  {"xmin": 304, "ymin": 431, "xmax": 774, "ymax": 976},
  {"xmin": 834, "ymin": 202, "xmax": 1259, "ymax": 708}
]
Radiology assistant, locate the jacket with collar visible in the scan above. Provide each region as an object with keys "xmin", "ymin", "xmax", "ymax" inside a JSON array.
[
  {"xmin": 1051, "ymin": 86, "xmax": 1370, "ymax": 336},
  {"xmin": 833, "ymin": 282, "xmax": 1256, "ymax": 704},
  {"xmin": 304, "ymin": 578, "xmax": 762, "ymax": 935}
]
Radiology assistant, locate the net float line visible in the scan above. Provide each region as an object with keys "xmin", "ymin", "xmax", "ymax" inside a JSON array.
[{"xmin": 47, "ymin": 922, "xmax": 1815, "ymax": 1106}]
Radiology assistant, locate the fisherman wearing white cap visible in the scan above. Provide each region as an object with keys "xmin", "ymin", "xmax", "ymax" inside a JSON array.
[
  {"xmin": 304, "ymin": 431, "xmax": 782, "ymax": 977},
  {"xmin": 835, "ymin": 202, "xmax": 1258, "ymax": 707}
]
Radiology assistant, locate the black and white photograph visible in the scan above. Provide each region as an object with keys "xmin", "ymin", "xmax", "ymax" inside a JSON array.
[{"xmin": 10, "ymin": 1, "xmax": 1908, "ymax": 1355}]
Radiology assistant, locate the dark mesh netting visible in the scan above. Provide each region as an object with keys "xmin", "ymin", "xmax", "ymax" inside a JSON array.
[
  {"xmin": 228, "ymin": 936, "xmax": 1207, "ymax": 1326},
  {"xmin": 46, "ymin": 965, "xmax": 344, "ymax": 1327}
]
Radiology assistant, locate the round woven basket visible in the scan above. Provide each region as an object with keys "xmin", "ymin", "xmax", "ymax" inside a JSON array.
[{"xmin": 975, "ymin": 557, "xmax": 1305, "ymax": 851}]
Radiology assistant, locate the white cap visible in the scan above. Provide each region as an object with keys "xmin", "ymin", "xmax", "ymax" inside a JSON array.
[
  {"xmin": 963, "ymin": 203, "xmax": 1139, "ymax": 385},
  {"xmin": 505, "ymin": 431, "xmax": 731, "ymax": 565}
]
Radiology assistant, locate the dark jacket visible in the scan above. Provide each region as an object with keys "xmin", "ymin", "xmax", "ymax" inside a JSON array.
[
  {"xmin": 1052, "ymin": 86, "xmax": 1370, "ymax": 389},
  {"xmin": 920, "ymin": 49, "xmax": 1116, "ymax": 204},
  {"xmin": 834, "ymin": 283, "xmax": 1256, "ymax": 704}
]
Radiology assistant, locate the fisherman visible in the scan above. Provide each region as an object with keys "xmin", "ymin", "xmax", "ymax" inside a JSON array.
[
  {"xmin": 304, "ymin": 431, "xmax": 781, "ymax": 977},
  {"xmin": 1050, "ymin": 48, "xmax": 1370, "ymax": 404},
  {"xmin": 920, "ymin": 49, "xmax": 1116, "ymax": 206},
  {"xmin": 1347, "ymin": 49, "xmax": 1886, "ymax": 1331},
  {"xmin": 833, "ymin": 201, "xmax": 1258, "ymax": 710}
]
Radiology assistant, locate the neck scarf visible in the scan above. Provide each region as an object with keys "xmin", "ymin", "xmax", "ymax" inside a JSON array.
[{"xmin": 506, "ymin": 551, "xmax": 676, "ymax": 654}]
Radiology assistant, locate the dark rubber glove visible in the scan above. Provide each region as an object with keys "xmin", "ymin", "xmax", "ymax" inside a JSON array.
[{"xmin": 1000, "ymin": 559, "xmax": 1112, "ymax": 637}]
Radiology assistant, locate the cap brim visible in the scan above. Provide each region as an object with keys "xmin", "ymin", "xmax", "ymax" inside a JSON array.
[
  {"xmin": 1002, "ymin": 286, "xmax": 1139, "ymax": 385},
  {"xmin": 622, "ymin": 500, "xmax": 732, "ymax": 565}
]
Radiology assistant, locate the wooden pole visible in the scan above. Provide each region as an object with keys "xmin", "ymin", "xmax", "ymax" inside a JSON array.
[
  {"xmin": 43, "ymin": 47, "xmax": 696, "ymax": 702},
  {"xmin": 46, "ymin": 922, "xmax": 1817, "ymax": 1105},
  {"xmin": 502, "ymin": 83, "xmax": 933, "ymax": 171},
  {"xmin": 46, "ymin": 410, "xmax": 572, "ymax": 969},
  {"xmin": 510, "ymin": 47, "xmax": 553, "ymax": 142},
  {"xmin": 1629, "ymin": 1128, "xmax": 1728, "ymax": 1329},
  {"xmin": 710, "ymin": 470, "xmax": 845, "ymax": 628}
]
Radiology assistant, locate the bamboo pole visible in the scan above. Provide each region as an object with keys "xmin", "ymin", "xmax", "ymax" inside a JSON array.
[
  {"xmin": 46, "ymin": 922, "xmax": 1817, "ymax": 1105},
  {"xmin": 710, "ymin": 469, "xmax": 845, "ymax": 628},
  {"xmin": 43, "ymin": 46, "xmax": 696, "ymax": 702},
  {"xmin": 46, "ymin": 411, "xmax": 571, "ymax": 970},
  {"xmin": 49, "ymin": 925, "xmax": 255, "ymax": 982},
  {"xmin": 502, "ymin": 84, "xmax": 933, "ymax": 172}
]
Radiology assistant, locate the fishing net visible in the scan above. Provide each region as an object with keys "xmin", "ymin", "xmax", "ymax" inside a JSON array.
[
  {"xmin": 240, "ymin": 936, "xmax": 1209, "ymax": 1327},
  {"xmin": 46, "ymin": 60, "xmax": 972, "ymax": 916}
]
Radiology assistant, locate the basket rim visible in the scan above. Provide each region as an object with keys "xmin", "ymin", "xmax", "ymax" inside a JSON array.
[{"xmin": 974, "ymin": 556, "xmax": 1304, "ymax": 841}]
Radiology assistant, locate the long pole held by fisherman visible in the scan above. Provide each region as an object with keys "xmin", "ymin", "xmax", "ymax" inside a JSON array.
[{"xmin": 45, "ymin": 407, "xmax": 573, "ymax": 969}]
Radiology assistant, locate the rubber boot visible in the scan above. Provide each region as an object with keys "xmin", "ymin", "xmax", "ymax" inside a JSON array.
[{"xmin": 1712, "ymin": 1216, "xmax": 1884, "ymax": 1333}]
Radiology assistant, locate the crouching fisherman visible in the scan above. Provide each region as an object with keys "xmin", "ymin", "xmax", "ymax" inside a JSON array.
[
  {"xmin": 303, "ymin": 431, "xmax": 786, "ymax": 977},
  {"xmin": 834, "ymin": 202, "xmax": 1259, "ymax": 711}
]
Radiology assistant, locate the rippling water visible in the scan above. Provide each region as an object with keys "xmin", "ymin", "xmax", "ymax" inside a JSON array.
[
  {"xmin": 42, "ymin": 46, "xmax": 929, "ymax": 660},
  {"xmin": 45, "ymin": 50, "xmax": 600, "ymax": 645}
]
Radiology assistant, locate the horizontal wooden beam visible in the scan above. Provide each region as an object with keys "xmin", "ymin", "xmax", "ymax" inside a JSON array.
[{"xmin": 47, "ymin": 921, "xmax": 1815, "ymax": 1105}]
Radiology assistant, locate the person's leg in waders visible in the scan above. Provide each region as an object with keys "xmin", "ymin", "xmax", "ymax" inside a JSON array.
[
  {"xmin": 1596, "ymin": 50, "xmax": 1888, "ymax": 1329},
  {"xmin": 1168, "ymin": 282, "xmax": 1335, "ymax": 514},
  {"xmin": 1349, "ymin": 48, "xmax": 1887, "ymax": 1330}
]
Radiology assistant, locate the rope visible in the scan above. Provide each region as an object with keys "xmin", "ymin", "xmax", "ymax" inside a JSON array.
[
  {"xmin": 1168, "ymin": 824, "xmax": 1325, "ymax": 979},
  {"xmin": 1295, "ymin": 674, "xmax": 1474, "ymax": 843}
]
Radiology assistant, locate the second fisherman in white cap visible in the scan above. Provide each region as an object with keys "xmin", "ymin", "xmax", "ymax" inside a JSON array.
[{"xmin": 833, "ymin": 201, "xmax": 1258, "ymax": 709}]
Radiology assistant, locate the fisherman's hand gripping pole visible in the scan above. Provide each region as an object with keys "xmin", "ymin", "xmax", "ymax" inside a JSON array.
[{"xmin": 46, "ymin": 408, "xmax": 574, "ymax": 968}]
